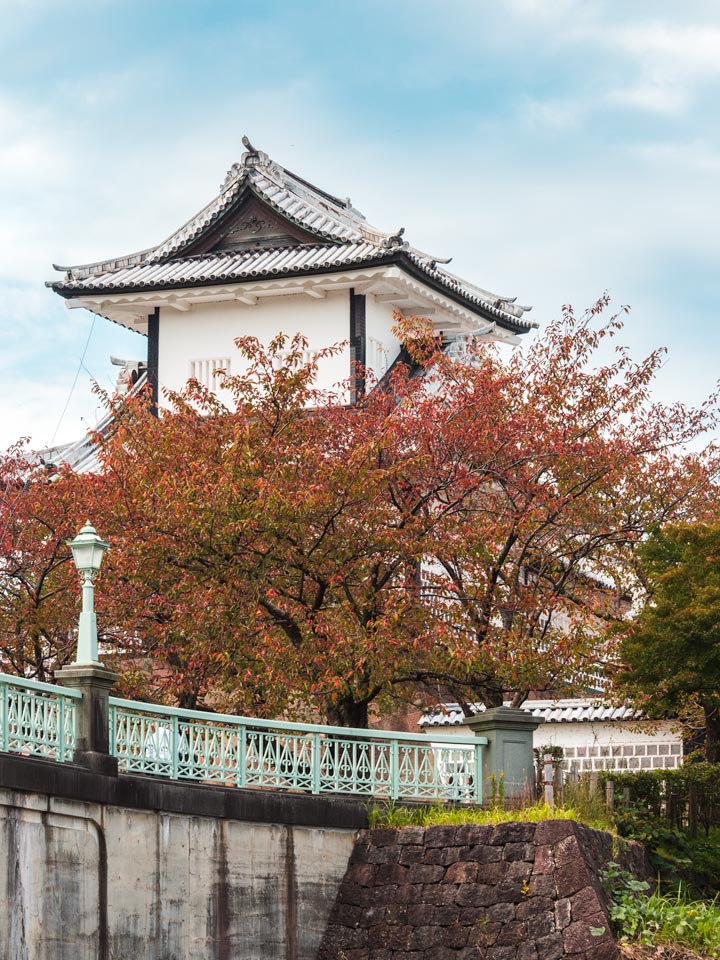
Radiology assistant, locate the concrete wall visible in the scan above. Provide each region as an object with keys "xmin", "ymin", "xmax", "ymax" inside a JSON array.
[{"xmin": 0, "ymin": 758, "xmax": 363, "ymax": 960}]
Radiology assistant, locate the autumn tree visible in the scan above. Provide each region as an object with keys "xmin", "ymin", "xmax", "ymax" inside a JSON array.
[
  {"xmin": 1, "ymin": 298, "xmax": 716, "ymax": 727},
  {"xmin": 616, "ymin": 523, "xmax": 720, "ymax": 763},
  {"xmin": 89, "ymin": 336, "xmax": 443, "ymax": 721},
  {"xmin": 399, "ymin": 301, "xmax": 719, "ymax": 711},
  {"xmin": 0, "ymin": 442, "xmax": 91, "ymax": 680}
]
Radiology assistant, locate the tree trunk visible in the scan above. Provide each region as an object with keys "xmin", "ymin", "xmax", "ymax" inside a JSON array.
[
  {"xmin": 177, "ymin": 689, "xmax": 199, "ymax": 710},
  {"xmin": 325, "ymin": 697, "xmax": 369, "ymax": 729},
  {"xmin": 702, "ymin": 701, "xmax": 720, "ymax": 763},
  {"xmin": 482, "ymin": 684, "xmax": 504, "ymax": 709}
]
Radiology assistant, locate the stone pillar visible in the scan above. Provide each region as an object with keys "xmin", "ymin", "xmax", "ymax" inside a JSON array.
[
  {"xmin": 465, "ymin": 707, "xmax": 540, "ymax": 803},
  {"xmin": 56, "ymin": 663, "xmax": 120, "ymax": 776}
]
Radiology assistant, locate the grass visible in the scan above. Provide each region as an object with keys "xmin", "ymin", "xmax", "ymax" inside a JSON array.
[{"xmin": 367, "ymin": 799, "xmax": 611, "ymax": 830}]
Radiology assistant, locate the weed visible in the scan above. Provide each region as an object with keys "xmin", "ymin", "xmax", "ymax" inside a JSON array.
[
  {"xmin": 367, "ymin": 800, "xmax": 593, "ymax": 829},
  {"xmin": 601, "ymin": 862, "xmax": 720, "ymax": 958}
]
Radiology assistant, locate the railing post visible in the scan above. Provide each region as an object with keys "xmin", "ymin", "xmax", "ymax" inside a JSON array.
[
  {"xmin": 390, "ymin": 739, "xmax": 400, "ymax": 800},
  {"xmin": 55, "ymin": 663, "xmax": 119, "ymax": 776},
  {"xmin": 57, "ymin": 694, "xmax": 66, "ymax": 763},
  {"xmin": 237, "ymin": 725, "xmax": 246, "ymax": 788},
  {"xmin": 1, "ymin": 681, "xmax": 8, "ymax": 753},
  {"xmin": 312, "ymin": 733, "xmax": 322, "ymax": 795},
  {"xmin": 474, "ymin": 742, "xmax": 483, "ymax": 805},
  {"xmin": 171, "ymin": 714, "xmax": 179, "ymax": 780}
]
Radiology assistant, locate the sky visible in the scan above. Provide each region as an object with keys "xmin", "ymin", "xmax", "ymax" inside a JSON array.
[{"xmin": 1, "ymin": 0, "xmax": 719, "ymax": 450}]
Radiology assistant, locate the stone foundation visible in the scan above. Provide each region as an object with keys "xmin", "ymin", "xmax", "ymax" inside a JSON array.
[{"xmin": 317, "ymin": 820, "xmax": 651, "ymax": 960}]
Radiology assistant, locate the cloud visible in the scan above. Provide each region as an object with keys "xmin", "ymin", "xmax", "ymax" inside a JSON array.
[
  {"xmin": 600, "ymin": 22, "xmax": 720, "ymax": 114},
  {"xmin": 629, "ymin": 139, "xmax": 720, "ymax": 174},
  {"xmin": 606, "ymin": 83, "xmax": 687, "ymax": 115},
  {"xmin": 518, "ymin": 96, "xmax": 583, "ymax": 129},
  {"xmin": 615, "ymin": 22, "xmax": 720, "ymax": 78}
]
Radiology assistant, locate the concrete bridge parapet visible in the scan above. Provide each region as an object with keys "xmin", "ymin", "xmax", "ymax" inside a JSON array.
[{"xmin": 0, "ymin": 752, "xmax": 366, "ymax": 960}]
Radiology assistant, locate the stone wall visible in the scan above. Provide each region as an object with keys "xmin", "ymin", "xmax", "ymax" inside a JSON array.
[{"xmin": 317, "ymin": 820, "xmax": 651, "ymax": 960}]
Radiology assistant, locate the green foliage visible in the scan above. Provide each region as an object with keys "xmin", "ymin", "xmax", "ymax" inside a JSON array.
[
  {"xmin": 617, "ymin": 523, "xmax": 720, "ymax": 763},
  {"xmin": 612, "ymin": 807, "xmax": 691, "ymax": 886},
  {"xmin": 562, "ymin": 776, "xmax": 616, "ymax": 830},
  {"xmin": 599, "ymin": 767, "xmax": 720, "ymax": 897},
  {"xmin": 683, "ymin": 831, "xmax": 720, "ymax": 900},
  {"xmin": 534, "ymin": 744, "xmax": 565, "ymax": 765},
  {"xmin": 600, "ymin": 764, "xmax": 720, "ymax": 839},
  {"xmin": 602, "ymin": 862, "xmax": 720, "ymax": 958}
]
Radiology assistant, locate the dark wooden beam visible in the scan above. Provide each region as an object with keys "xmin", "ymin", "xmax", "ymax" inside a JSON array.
[
  {"xmin": 147, "ymin": 307, "xmax": 159, "ymax": 416},
  {"xmin": 349, "ymin": 289, "xmax": 366, "ymax": 403}
]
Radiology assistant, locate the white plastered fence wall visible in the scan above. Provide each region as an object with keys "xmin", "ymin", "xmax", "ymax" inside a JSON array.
[{"xmin": 420, "ymin": 701, "xmax": 683, "ymax": 774}]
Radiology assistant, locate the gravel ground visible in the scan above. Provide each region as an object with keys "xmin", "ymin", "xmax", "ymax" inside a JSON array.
[{"xmin": 620, "ymin": 943, "xmax": 713, "ymax": 960}]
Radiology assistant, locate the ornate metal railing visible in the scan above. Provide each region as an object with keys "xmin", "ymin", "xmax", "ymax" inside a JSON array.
[
  {"xmin": 0, "ymin": 673, "xmax": 81, "ymax": 762},
  {"xmin": 109, "ymin": 697, "xmax": 486, "ymax": 803}
]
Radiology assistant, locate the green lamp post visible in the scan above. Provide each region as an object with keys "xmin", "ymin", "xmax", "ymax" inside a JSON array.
[{"xmin": 67, "ymin": 521, "xmax": 110, "ymax": 665}]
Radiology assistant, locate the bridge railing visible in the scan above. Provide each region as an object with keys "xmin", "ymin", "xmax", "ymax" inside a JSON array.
[
  {"xmin": 0, "ymin": 673, "xmax": 81, "ymax": 763},
  {"xmin": 109, "ymin": 697, "xmax": 486, "ymax": 803}
]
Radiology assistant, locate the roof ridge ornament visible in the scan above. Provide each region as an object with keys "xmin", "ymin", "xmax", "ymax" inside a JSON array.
[
  {"xmin": 220, "ymin": 136, "xmax": 274, "ymax": 191},
  {"xmin": 241, "ymin": 134, "xmax": 270, "ymax": 169},
  {"xmin": 384, "ymin": 226, "xmax": 407, "ymax": 250},
  {"xmin": 241, "ymin": 135, "xmax": 259, "ymax": 155}
]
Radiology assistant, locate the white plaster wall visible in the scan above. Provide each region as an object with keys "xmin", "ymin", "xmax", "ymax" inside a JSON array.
[
  {"xmin": 534, "ymin": 720, "xmax": 683, "ymax": 773},
  {"xmin": 534, "ymin": 720, "xmax": 679, "ymax": 749},
  {"xmin": 158, "ymin": 292, "xmax": 353, "ymax": 405},
  {"xmin": 365, "ymin": 296, "xmax": 401, "ymax": 383},
  {"xmin": 438, "ymin": 719, "xmax": 683, "ymax": 774}
]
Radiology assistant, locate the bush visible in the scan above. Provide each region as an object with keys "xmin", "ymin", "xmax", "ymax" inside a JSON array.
[
  {"xmin": 598, "ymin": 766, "xmax": 720, "ymax": 897},
  {"xmin": 599, "ymin": 763, "xmax": 720, "ymax": 835}
]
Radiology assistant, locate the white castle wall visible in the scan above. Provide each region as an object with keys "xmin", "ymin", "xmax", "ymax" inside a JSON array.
[{"xmin": 158, "ymin": 292, "xmax": 353, "ymax": 403}]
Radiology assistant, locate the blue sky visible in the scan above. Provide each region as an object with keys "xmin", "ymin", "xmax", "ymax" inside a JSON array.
[{"xmin": 1, "ymin": 0, "xmax": 719, "ymax": 449}]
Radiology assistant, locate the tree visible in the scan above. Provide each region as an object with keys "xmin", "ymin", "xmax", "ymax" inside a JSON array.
[
  {"xmin": 89, "ymin": 335, "xmax": 443, "ymax": 721},
  {"xmin": 399, "ymin": 301, "xmax": 719, "ymax": 711},
  {"xmin": 0, "ymin": 442, "xmax": 91, "ymax": 680},
  {"xmin": 1, "ymin": 298, "xmax": 716, "ymax": 726},
  {"xmin": 616, "ymin": 523, "xmax": 720, "ymax": 763}
]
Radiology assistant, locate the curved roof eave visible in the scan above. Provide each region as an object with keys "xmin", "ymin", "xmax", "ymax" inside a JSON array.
[{"xmin": 49, "ymin": 251, "xmax": 535, "ymax": 335}]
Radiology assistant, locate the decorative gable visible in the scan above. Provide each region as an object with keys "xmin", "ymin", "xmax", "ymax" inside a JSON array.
[{"xmin": 199, "ymin": 196, "xmax": 322, "ymax": 255}]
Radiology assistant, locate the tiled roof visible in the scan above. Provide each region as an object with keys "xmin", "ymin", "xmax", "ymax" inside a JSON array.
[
  {"xmin": 48, "ymin": 141, "xmax": 534, "ymax": 331},
  {"xmin": 420, "ymin": 699, "xmax": 640, "ymax": 727},
  {"xmin": 50, "ymin": 242, "xmax": 535, "ymax": 332},
  {"xmin": 53, "ymin": 242, "xmax": 380, "ymax": 290},
  {"xmin": 38, "ymin": 373, "xmax": 148, "ymax": 475},
  {"xmin": 50, "ymin": 147, "xmax": 396, "ymax": 282}
]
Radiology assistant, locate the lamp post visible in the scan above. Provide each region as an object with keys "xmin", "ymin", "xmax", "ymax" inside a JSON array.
[
  {"xmin": 56, "ymin": 521, "xmax": 118, "ymax": 775},
  {"xmin": 67, "ymin": 521, "xmax": 110, "ymax": 665}
]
